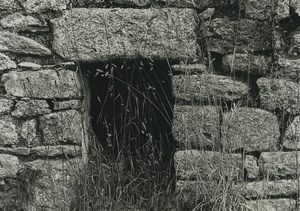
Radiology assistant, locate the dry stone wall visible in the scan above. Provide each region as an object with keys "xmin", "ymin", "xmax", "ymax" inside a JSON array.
[{"xmin": 0, "ymin": 0, "xmax": 300, "ymax": 210}]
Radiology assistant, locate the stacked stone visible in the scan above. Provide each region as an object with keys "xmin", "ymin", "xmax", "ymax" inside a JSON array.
[
  {"xmin": 172, "ymin": 0, "xmax": 300, "ymax": 210},
  {"xmin": 0, "ymin": 1, "xmax": 85, "ymax": 210}
]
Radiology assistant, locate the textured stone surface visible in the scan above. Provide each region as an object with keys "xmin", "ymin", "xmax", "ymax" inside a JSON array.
[
  {"xmin": 18, "ymin": 62, "xmax": 42, "ymax": 70},
  {"xmin": 0, "ymin": 120, "xmax": 18, "ymax": 146},
  {"xmin": 0, "ymin": 154, "xmax": 19, "ymax": 179},
  {"xmin": 259, "ymin": 151, "xmax": 300, "ymax": 178},
  {"xmin": 53, "ymin": 100, "xmax": 81, "ymax": 110},
  {"xmin": 277, "ymin": 58, "xmax": 300, "ymax": 81},
  {"xmin": 0, "ymin": 31, "xmax": 51, "ymax": 56},
  {"xmin": 0, "ymin": 53, "xmax": 16, "ymax": 71},
  {"xmin": 244, "ymin": 155, "xmax": 259, "ymax": 179},
  {"xmin": 174, "ymin": 150, "xmax": 243, "ymax": 180},
  {"xmin": 2, "ymin": 69, "xmax": 82, "ymax": 99},
  {"xmin": 20, "ymin": 158, "xmax": 82, "ymax": 210},
  {"xmin": 51, "ymin": 8, "xmax": 198, "ymax": 62},
  {"xmin": 30, "ymin": 145, "xmax": 82, "ymax": 157},
  {"xmin": 242, "ymin": 199, "xmax": 296, "ymax": 211},
  {"xmin": 161, "ymin": 0, "xmax": 237, "ymax": 9},
  {"xmin": 39, "ymin": 110, "xmax": 83, "ymax": 145},
  {"xmin": 22, "ymin": 0, "xmax": 67, "ymax": 14},
  {"xmin": 238, "ymin": 180, "xmax": 298, "ymax": 198},
  {"xmin": 0, "ymin": 13, "xmax": 48, "ymax": 32},
  {"xmin": 12, "ymin": 100, "xmax": 51, "ymax": 118},
  {"xmin": 222, "ymin": 53, "xmax": 270, "ymax": 75},
  {"xmin": 284, "ymin": 116, "xmax": 300, "ymax": 150},
  {"xmin": 257, "ymin": 78, "xmax": 300, "ymax": 114},
  {"xmin": 173, "ymin": 74, "xmax": 248, "ymax": 103},
  {"xmin": 239, "ymin": 0, "xmax": 289, "ymax": 20},
  {"xmin": 221, "ymin": 107, "xmax": 279, "ymax": 152},
  {"xmin": 0, "ymin": 0, "xmax": 20, "ymax": 14},
  {"xmin": 173, "ymin": 105, "xmax": 220, "ymax": 149},
  {"xmin": 0, "ymin": 97, "xmax": 14, "ymax": 114},
  {"xmin": 20, "ymin": 119, "xmax": 41, "ymax": 147},
  {"xmin": 171, "ymin": 64, "xmax": 207, "ymax": 74},
  {"xmin": 203, "ymin": 18, "xmax": 271, "ymax": 54}
]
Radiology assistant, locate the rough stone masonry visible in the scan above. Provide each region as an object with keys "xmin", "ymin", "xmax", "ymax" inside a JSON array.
[{"xmin": 0, "ymin": 0, "xmax": 300, "ymax": 210}]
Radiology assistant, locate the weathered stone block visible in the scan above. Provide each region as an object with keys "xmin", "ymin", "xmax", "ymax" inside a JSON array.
[
  {"xmin": 239, "ymin": 0, "xmax": 289, "ymax": 20},
  {"xmin": 0, "ymin": 120, "xmax": 18, "ymax": 146},
  {"xmin": 173, "ymin": 105, "xmax": 220, "ymax": 149},
  {"xmin": 0, "ymin": 53, "xmax": 16, "ymax": 72},
  {"xmin": 39, "ymin": 110, "xmax": 83, "ymax": 145},
  {"xmin": 30, "ymin": 145, "xmax": 82, "ymax": 157},
  {"xmin": 284, "ymin": 116, "xmax": 300, "ymax": 150},
  {"xmin": 289, "ymin": 29, "xmax": 300, "ymax": 56},
  {"xmin": 259, "ymin": 151, "xmax": 300, "ymax": 178},
  {"xmin": 242, "ymin": 199, "xmax": 296, "ymax": 211},
  {"xmin": 51, "ymin": 8, "xmax": 198, "ymax": 62},
  {"xmin": 12, "ymin": 100, "xmax": 51, "ymax": 118},
  {"xmin": 0, "ymin": 154, "xmax": 19, "ymax": 179},
  {"xmin": 244, "ymin": 155, "xmax": 259, "ymax": 179},
  {"xmin": 20, "ymin": 158, "xmax": 82, "ymax": 211},
  {"xmin": 2, "ymin": 69, "xmax": 82, "ymax": 99},
  {"xmin": 171, "ymin": 64, "xmax": 207, "ymax": 75},
  {"xmin": 203, "ymin": 18, "xmax": 271, "ymax": 54},
  {"xmin": 0, "ymin": 97, "xmax": 14, "ymax": 114},
  {"xmin": 221, "ymin": 107, "xmax": 279, "ymax": 152},
  {"xmin": 0, "ymin": 0, "xmax": 20, "ymax": 15},
  {"xmin": 0, "ymin": 31, "xmax": 51, "ymax": 56},
  {"xmin": 161, "ymin": 0, "xmax": 237, "ymax": 9},
  {"xmin": 237, "ymin": 180, "xmax": 298, "ymax": 199},
  {"xmin": 173, "ymin": 74, "xmax": 248, "ymax": 103},
  {"xmin": 21, "ymin": 0, "xmax": 67, "ymax": 14},
  {"xmin": 53, "ymin": 100, "xmax": 81, "ymax": 111},
  {"xmin": 276, "ymin": 58, "xmax": 300, "ymax": 82},
  {"xmin": 222, "ymin": 53, "xmax": 270, "ymax": 75},
  {"xmin": 291, "ymin": 0, "xmax": 300, "ymax": 16},
  {"xmin": 174, "ymin": 150, "xmax": 243, "ymax": 180},
  {"xmin": 0, "ymin": 13, "xmax": 48, "ymax": 32},
  {"xmin": 18, "ymin": 62, "xmax": 42, "ymax": 70},
  {"xmin": 257, "ymin": 78, "xmax": 300, "ymax": 114},
  {"xmin": 20, "ymin": 119, "xmax": 41, "ymax": 147}
]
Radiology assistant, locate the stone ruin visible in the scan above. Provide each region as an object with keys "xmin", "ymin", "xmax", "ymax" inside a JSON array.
[{"xmin": 0, "ymin": 0, "xmax": 300, "ymax": 210}]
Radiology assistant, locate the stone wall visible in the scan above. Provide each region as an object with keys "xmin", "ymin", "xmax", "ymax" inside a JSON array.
[{"xmin": 0, "ymin": 0, "xmax": 300, "ymax": 210}]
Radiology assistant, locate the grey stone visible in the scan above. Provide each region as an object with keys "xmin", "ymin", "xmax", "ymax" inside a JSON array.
[
  {"xmin": 242, "ymin": 199, "xmax": 296, "ymax": 211},
  {"xmin": 199, "ymin": 8, "xmax": 215, "ymax": 21},
  {"xmin": 161, "ymin": 0, "xmax": 237, "ymax": 10},
  {"xmin": 174, "ymin": 150, "xmax": 243, "ymax": 180},
  {"xmin": 111, "ymin": 0, "xmax": 150, "ymax": 6},
  {"xmin": 222, "ymin": 53, "xmax": 271, "ymax": 75},
  {"xmin": 20, "ymin": 158, "xmax": 82, "ymax": 211},
  {"xmin": 284, "ymin": 116, "xmax": 300, "ymax": 150},
  {"xmin": 0, "ymin": 154, "xmax": 19, "ymax": 179},
  {"xmin": 257, "ymin": 78, "xmax": 300, "ymax": 114},
  {"xmin": 0, "ymin": 147, "xmax": 30, "ymax": 156},
  {"xmin": 0, "ymin": 31, "xmax": 51, "ymax": 56},
  {"xmin": 221, "ymin": 107, "xmax": 279, "ymax": 152},
  {"xmin": 202, "ymin": 18, "xmax": 271, "ymax": 54},
  {"xmin": 12, "ymin": 100, "xmax": 51, "ymax": 118},
  {"xmin": 276, "ymin": 58, "xmax": 300, "ymax": 81},
  {"xmin": 30, "ymin": 145, "xmax": 82, "ymax": 157},
  {"xmin": 18, "ymin": 62, "xmax": 42, "ymax": 70},
  {"xmin": 0, "ymin": 97, "xmax": 14, "ymax": 114},
  {"xmin": 39, "ymin": 110, "xmax": 83, "ymax": 145},
  {"xmin": 244, "ymin": 155, "xmax": 259, "ymax": 179},
  {"xmin": 259, "ymin": 151, "xmax": 300, "ymax": 178},
  {"xmin": 0, "ymin": 0, "xmax": 20, "ymax": 15},
  {"xmin": 22, "ymin": 0, "xmax": 67, "ymax": 14},
  {"xmin": 0, "ymin": 53, "xmax": 16, "ymax": 72},
  {"xmin": 0, "ymin": 120, "xmax": 18, "ymax": 146},
  {"xmin": 237, "ymin": 180, "xmax": 298, "ymax": 198},
  {"xmin": 173, "ymin": 105, "xmax": 220, "ymax": 149},
  {"xmin": 51, "ymin": 8, "xmax": 198, "ymax": 62},
  {"xmin": 20, "ymin": 119, "xmax": 41, "ymax": 147},
  {"xmin": 53, "ymin": 100, "xmax": 81, "ymax": 110},
  {"xmin": 0, "ymin": 13, "xmax": 48, "ymax": 32},
  {"xmin": 173, "ymin": 74, "xmax": 248, "ymax": 103},
  {"xmin": 239, "ymin": 0, "xmax": 289, "ymax": 20},
  {"xmin": 2, "ymin": 69, "xmax": 82, "ymax": 99},
  {"xmin": 171, "ymin": 64, "xmax": 207, "ymax": 74}
]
